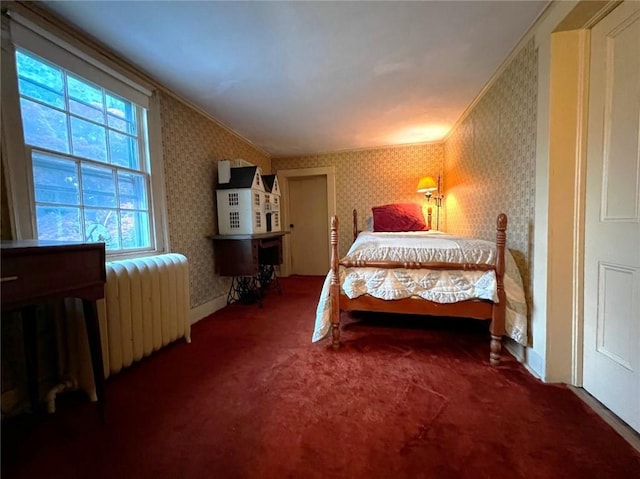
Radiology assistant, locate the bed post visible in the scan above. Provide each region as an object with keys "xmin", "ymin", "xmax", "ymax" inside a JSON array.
[
  {"xmin": 427, "ymin": 207, "xmax": 432, "ymax": 231},
  {"xmin": 330, "ymin": 216, "xmax": 341, "ymax": 349},
  {"xmin": 352, "ymin": 209, "xmax": 358, "ymax": 242},
  {"xmin": 490, "ymin": 213, "xmax": 507, "ymax": 365}
]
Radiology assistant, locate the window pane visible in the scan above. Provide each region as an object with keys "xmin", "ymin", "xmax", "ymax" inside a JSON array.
[
  {"xmin": 32, "ymin": 153, "xmax": 79, "ymax": 205},
  {"xmin": 70, "ymin": 117, "xmax": 107, "ymax": 162},
  {"xmin": 106, "ymin": 94, "xmax": 137, "ymax": 135},
  {"xmin": 70, "ymin": 99, "xmax": 104, "ymax": 123},
  {"xmin": 118, "ymin": 171, "xmax": 147, "ymax": 209},
  {"xmin": 81, "ymin": 163, "xmax": 116, "ymax": 207},
  {"xmin": 66, "ymin": 71, "xmax": 104, "ymax": 125},
  {"xmin": 121, "ymin": 211, "xmax": 150, "ymax": 249},
  {"xmin": 110, "ymin": 131, "xmax": 139, "ymax": 169},
  {"xmin": 35, "ymin": 205, "xmax": 82, "ymax": 241},
  {"xmin": 16, "ymin": 50, "xmax": 64, "ymax": 92},
  {"xmin": 67, "ymin": 75, "xmax": 103, "ymax": 111},
  {"xmin": 18, "ymin": 78, "xmax": 65, "ymax": 109},
  {"xmin": 20, "ymin": 98, "xmax": 70, "ymax": 154},
  {"xmin": 85, "ymin": 208, "xmax": 120, "ymax": 250}
]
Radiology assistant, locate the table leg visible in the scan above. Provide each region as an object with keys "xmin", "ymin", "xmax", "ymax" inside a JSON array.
[
  {"xmin": 82, "ymin": 299, "xmax": 106, "ymax": 422},
  {"xmin": 22, "ymin": 305, "xmax": 39, "ymax": 413}
]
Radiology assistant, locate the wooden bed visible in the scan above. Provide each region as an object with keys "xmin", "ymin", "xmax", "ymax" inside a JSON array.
[{"xmin": 328, "ymin": 210, "xmax": 507, "ymax": 365}]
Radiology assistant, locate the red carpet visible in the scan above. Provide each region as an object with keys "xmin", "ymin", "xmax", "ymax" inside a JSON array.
[{"xmin": 2, "ymin": 276, "xmax": 639, "ymax": 478}]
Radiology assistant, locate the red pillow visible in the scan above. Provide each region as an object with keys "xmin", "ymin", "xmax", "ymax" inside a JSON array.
[{"xmin": 372, "ymin": 203, "xmax": 427, "ymax": 232}]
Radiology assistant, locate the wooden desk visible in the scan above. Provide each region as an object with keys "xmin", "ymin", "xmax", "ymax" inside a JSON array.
[
  {"xmin": 1, "ymin": 240, "xmax": 106, "ymax": 418},
  {"xmin": 209, "ymin": 231, "xmax": 288, "ymax": 304}
]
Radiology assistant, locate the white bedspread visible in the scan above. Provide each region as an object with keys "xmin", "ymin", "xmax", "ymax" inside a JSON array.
[{"xmin": 312, "ymin": 231, "xmax": 528, "ymax": 345}]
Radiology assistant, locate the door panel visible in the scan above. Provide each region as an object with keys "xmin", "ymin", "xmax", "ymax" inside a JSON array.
[
  {"xmin": 288, "ymin": 175, "xmax": 329, "ymax": 275},
  {"xmin": 583, "ymin": 1, "xmax": 640, "ymax": 433}
]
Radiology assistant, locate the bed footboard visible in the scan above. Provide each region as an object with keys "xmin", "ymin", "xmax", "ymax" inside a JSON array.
[{"xmin": 328, "ymin": 212, "xmax": 508, "ymax": 365}]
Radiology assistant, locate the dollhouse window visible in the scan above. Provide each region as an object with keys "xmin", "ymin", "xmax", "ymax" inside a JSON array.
[
  {"xmin": 254, "ymin": 193, "xmax": 260, "ymax": 206},
  {"xmin": 274, "ymin": 213, "xmax": 279, "ymax": 228},
  {"xmin": 229, "ymin": 212, "xmax": 240, "ymax": 229},
  {"xmin": 274, "ymin": 197, "xmax": 278, "ymax": 206},
  {"xmin": 255, "ymin": 211, "xmax": 261, "ymax": 228},
  {"xmin": 228, "ymin": 192, "xmax": 239, "ymax": 206},
  {"xmin": 256, "ymin": 175, "xmax": 260, "ymax": 186}
]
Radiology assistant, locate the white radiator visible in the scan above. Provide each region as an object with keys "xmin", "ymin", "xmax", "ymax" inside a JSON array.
[{"xmin": 98, "ymin": 253, "xmax": 191, "ymax": 377}]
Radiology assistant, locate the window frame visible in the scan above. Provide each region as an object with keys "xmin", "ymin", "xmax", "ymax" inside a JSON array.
[{"xmin": 1, "ymin": 15, "xmax": 169, "ymax": 260}]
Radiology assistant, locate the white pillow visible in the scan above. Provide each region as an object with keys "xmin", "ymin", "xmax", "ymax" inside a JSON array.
[{"xmin": 365, "ymin": 216, "xmax": 374, "ymax": 231}]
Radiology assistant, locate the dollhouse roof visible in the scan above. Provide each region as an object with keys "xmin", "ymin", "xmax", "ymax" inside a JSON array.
[
  {"xmin": 217, "ymin": 166, "xmax": 258, "ymax": 190},
  {"xmin": 262, "ymin": 175, "xmax": 279, "ymax": 195}
]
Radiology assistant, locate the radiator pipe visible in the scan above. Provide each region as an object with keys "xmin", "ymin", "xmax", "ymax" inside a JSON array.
[{"xmin": 45, "ymin": 379, "xmax": 76, "ymax": 413}]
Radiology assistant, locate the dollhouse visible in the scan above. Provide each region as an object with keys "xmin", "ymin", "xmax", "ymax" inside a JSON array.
[{"xmin": 216, "ymin": 161, "xmax": 281, "ymax": 235}]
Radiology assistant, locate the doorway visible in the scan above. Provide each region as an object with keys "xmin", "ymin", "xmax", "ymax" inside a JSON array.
[{"xmin": 277, "ymin": 166, "xmax": 336, "ymax": 277}]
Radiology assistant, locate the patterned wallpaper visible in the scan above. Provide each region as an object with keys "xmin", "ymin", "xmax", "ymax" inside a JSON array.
[
  {"xmin": 159, "ymin": 92, "xmax": 271, "ymax": 308},
  {"xmin": 272, "ymin": 143, "xmax": 443, "ymax": 256},
  {"xmin": 444, "ymin": 38, "xmax": 538, "ymax": 321}
]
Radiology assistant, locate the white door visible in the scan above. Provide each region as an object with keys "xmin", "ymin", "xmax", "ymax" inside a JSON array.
[
  {"xmin": 288, "ymin": 175, "xmax": 329, "ymax": 275},
  {"xmin": 583, "ymin": 1, "xmax": 640, "ymax": 433}
]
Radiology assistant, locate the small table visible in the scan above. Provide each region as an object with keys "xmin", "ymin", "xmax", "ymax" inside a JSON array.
[
  {"xmin": 209, "ymin": 231, "xmax": 289, "ymax": 305},
  {"xmin": 1, "ymin": 240, "xmax": 106, "ymax": 419}
]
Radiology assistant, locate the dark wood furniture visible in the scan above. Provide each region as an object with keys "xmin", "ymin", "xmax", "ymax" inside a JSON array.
[
  {"xmin": 1, "ymin": 240, "xmax": 107, "ymax": 417},
  {"xmin": 209, "ymin": 231, "xmax": 288, "ymax": 304},
  {"xmin": 329, "ymin": 211, "xmax": 507, "ymax": 365}
]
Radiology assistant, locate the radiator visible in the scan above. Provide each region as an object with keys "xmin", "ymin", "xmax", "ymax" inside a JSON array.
[{"xmin": 98, "ymin": 253, "xmax": 191, "ymax": 377}]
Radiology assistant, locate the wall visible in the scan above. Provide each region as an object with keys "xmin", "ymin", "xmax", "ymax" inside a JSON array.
[
  {"xmin": 159, "ymin": 92, "xmax": 270, "ymax": 309},
  {"xmin": 443, "ymin": 38, "xmax": 538, "ymax": 344},
  {"xmin": 272, "ymin": 143, "xmax": 443, "ymax": 256}
]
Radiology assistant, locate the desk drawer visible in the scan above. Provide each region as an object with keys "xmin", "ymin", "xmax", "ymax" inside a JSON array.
[
  {"xmin": 1, "ymin": 245, "xmax": 105, "ymax": 307},
  {"xmin": 258, "ymin": 240, "xmax": 282, "ymax": 265},
  {"xmin": 210, "ymin": 234, "xmax": 285, "ymax": 276},
  {"xmin": 213, "ymin": 239, "xmax": 259, "ymax": 276}
]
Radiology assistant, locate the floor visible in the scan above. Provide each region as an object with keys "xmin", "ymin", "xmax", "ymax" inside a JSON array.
[{"xmin": 571, "ymin": 386, "xmax": 640, "ymax": 452}]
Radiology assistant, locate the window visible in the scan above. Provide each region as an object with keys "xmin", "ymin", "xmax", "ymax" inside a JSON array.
[
  {"xmin": 254, "ymin": 193, "xmax": 260, "ymax": 206},
  {"xmin": 229, "ymin": 212, "xmax": 240, "ymax": 229},
  {"xmin": 255, "ymin": 211, "xmax": 261, "ymax": 228},
  {"xmin": 228, "ymin": 192, "xmax": 239, "ymax": 206},
  {"xmin": 2, "ymin": 16, "xmax": 164, "ymax": 258},
  {"xmin": 13, "ymin": 49, "xmax": 151, "ymax": 252},
  {"xmin": 274, "ymin": 213, "xmax": 279, "ymax": 228}
]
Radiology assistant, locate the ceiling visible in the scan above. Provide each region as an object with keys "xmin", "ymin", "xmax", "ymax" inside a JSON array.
[{"xmin": 41, "ymin": 1, "xmax": 549, "ymax": 157}]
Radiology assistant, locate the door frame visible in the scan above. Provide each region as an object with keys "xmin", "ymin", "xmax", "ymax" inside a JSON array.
[{"xmin": 277, "ymin": 166, "xmax": 336, "ymax": 277}]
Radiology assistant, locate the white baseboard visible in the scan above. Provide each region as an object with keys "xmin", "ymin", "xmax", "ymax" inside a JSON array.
[
  {"xmin": 504, "ymin": 339, "xmax": 544, "ymax": 381},
  {"xmin": 504, "ymin": 337, "xmax": 525, "ymax": 362},
  {"xmin": 189, "ymin": 294, "xmax": 227, "ymax": 324},
  {"xmin": 523, "ymin": 347, "xmax": 544, "ymax": 380}
]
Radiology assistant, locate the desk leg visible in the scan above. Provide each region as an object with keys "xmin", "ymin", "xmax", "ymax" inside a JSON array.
[
  {"xmin": 227, "ymin": 277, "xmax": 263, "ymax": 307},
  {"xmin": 22, "ymin": 305, "xmax": 39, "ymax": 413},
  {"xmin": 82, "ymin": 299, "xmax": 106, "ymax": 422}
]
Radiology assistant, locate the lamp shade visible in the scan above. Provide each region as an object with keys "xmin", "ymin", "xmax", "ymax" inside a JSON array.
[{"xmin": 416, "ymin": 176, "xmax": 438, "ymax": 193}]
